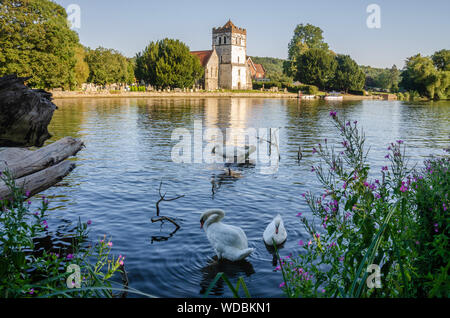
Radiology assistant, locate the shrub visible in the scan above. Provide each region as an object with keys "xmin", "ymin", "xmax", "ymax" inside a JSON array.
[
  {"xmin": 276, "ymin": 112, "xmax": 448, "ymax": 298},
  {"xmin": 411, "ymin": 157, "xmax": 449, "ymax": 297},
  {"xmin": 0, "ymin": 170, "xmax": 126, "ymax": 298}
]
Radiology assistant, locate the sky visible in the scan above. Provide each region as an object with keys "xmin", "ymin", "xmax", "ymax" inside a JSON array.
[{"xmin": 54, "ymin": 0, "xmax": 450, "ymax": 69}]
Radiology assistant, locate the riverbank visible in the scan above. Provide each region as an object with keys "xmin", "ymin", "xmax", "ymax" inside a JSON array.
[{"xmin": 50, "ymin": 90, "xmax": 386, "ymax": 100}]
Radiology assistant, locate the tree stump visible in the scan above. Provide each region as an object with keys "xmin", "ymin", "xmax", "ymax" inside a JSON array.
[{"xmin": 0, "ymin": 75, "xmax": 57, "ymax": 147}]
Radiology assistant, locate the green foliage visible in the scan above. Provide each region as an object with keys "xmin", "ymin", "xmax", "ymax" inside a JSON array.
[
  {"xmin": 296, "ymin": 48, "xmax": 337, "ymax": 90},
  {"xmin": 432, "ymin": 49, "xmax": 450, "ymax": 71},
  {"xmin": 332, "ymin": 55, "xmax": 365, "ymax": 92},
  {"xmin": 85, "ymin": 47, "xmax": 134, "ymax": 85},
  {"xmin": 361, "ymin": 65, "xmax": 400, "ymax": 92},
  {"xmin": 0, "ymin": 0, "xmax": 80, "ymax": 89},
  {"xmin": 400, "ymin": 53, "xmax": 450, "ymax": 100},
  {"xmin": 284, "ymin": 24, "xmax": 329, "ymax": 78},
  {"xmin": 74, "ymin": 46, "xmax": 90, "ymax": 88},
  {"xmin": 277, "ymin": 113, "xmax": 449, "ymax": 298},
  {"xmin": 249, "ymin": 56, "xmax": 292, "ymax": 82},
  {"xmin": 412, "ymin": 157, "xmax": 449, "ymax": 297},
  {"xmin": 0, "ymin": 170, "xmax": 125, "ymax": 298},
  {"xmin": 135, "ymin": 38, "xmax": 204, "ymax": 88}
]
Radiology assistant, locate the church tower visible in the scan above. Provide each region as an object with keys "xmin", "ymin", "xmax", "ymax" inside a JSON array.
[{"xmin": 212, "ymin": 20, "xmax": 250, "ymax": 90}]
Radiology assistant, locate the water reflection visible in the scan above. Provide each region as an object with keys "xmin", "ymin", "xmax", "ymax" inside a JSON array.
[
  {"xmin": 199, "ymin": 257, "xmax": 255, "ymax": 296},
  {"xmin": 43, "ymin": 97, "xmax": 449, "ymax": 297}
]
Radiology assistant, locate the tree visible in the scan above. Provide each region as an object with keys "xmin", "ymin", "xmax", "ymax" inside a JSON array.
[
  {"xmin": 0, "ymin": 0, "xmax": 80, "ymax": 89},
  {"xmin": 284, "ymin": 24, "xmax": 329, "ymax": 77},
  {"xmin": 400, "ymin": 54, "xmax": 449, "ymax": 99},
  {"xmin": 432, "ymin": 49, "xmax": 450, "ymax": 71},
  {"xmin": 135, "ymin": 38, "xmax": 203, "ymax": 88},
  {"xmin": 74, "ymin": 46, "xmax": 90, "ymax": 88},
  {"xmin": 332, "ymin": 54, "xmax": 365, "ymax": 92},
  {"xmin": 85, "ymin": 47, "xmax": 133, "ymax": 85},
  {"xmin": 296, "ymin": 48, "xmax": 337, "ymax": 90}
]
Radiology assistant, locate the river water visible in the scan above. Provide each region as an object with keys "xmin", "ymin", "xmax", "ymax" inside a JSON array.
[{"xmin": 40, "ymin": 97, "xmax": 449, "ymax": 297}]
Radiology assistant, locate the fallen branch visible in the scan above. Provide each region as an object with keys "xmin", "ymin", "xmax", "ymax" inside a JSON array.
[
  {"xmin": 0, "ymin": 160, "xmax": 76, "ymax": 199},
  {"xmin": 151, "ymin": 181, "xmax": 184, "ymax": 234},
  {"xmin": 155, "ymin": 181, "xmax": 184, "ymax": 217}
]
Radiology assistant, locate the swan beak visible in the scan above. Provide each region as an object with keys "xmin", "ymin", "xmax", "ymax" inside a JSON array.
[{"xmin": 275, "ymin": 225, "xmax": 279, "ymax": 235}]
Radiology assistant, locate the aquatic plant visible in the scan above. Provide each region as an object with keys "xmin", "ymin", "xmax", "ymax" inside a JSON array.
[
  {"xmin": 277, "ymin": 111, "xmax": 449, "ymax": 298},
  {"xmin": 0, "ymin": 170, "xmax": 128, "ymax": 298}
]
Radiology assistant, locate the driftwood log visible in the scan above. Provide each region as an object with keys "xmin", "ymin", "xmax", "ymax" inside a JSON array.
[
  {"xmin": 0, "ymin": 75, "xmax": 57, "ymax": 147},
  {"xmin": 0, "ymin": 137, "xmax": 84, "ymax": 199}
]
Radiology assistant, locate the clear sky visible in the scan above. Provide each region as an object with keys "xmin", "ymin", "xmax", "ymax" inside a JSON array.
[{"xmin": 54, "ymin": 0, "xmax": 450, "ymax": 69}]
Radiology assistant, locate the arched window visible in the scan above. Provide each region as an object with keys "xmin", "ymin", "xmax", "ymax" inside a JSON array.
[
  {"xmin": 219, "ymin": 37, "xmax": 221, "ymax": 45},
  {"xmin": 224, "ymin": 37, "xmax": 226, "ymax": 44}
]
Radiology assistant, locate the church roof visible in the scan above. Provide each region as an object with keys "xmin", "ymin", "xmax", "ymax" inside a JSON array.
[
  {"xmin": 190, "ymin": 50, "xmax": 213, "ymax": 67},
  {"xmin": 213, "ymin": 19, "xmax": 246, "ymax": 35}
]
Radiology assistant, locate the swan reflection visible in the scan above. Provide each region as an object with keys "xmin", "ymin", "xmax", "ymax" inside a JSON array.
[{"xmin": 199, "ymin": 256, "xmax": 255, "ymax": 296}]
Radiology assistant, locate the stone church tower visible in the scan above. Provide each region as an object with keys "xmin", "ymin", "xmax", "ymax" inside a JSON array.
[{"xmin": 212, "ymin": 20, "xmax": 252, "ymax": 90}]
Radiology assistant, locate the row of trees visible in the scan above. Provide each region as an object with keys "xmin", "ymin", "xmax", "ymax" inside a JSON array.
[
  {"xmin": 361, "ymin": 65, "xmax": 401, "ymax": 92},
  {"xmin": 283, "ymin": 24, "xmax": 365, "ymax": 92},
  {"xmin": 0, "ymin": 0, "xmax": 136, "ymax": 89}
]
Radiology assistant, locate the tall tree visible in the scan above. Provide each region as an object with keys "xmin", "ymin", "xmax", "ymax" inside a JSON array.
[
  {"xmin": 296, "ymin": 48, "xmax": 337, "ymax": 90},
  {"xmin": 135, "ymin": 38, "xmax": 203, "ymax": 88},
  {"xmin": 400, "ymin": 54, "xmax": 449, "ymax": 99},
  {"xmin": 85, "ymin": 47, "xmax": 133, "ymax": 85},
  {"xmin": 284, "ymin": 24, "xmax": 329, "ymax": 78},
  {"xmin": 0, "ymin": 0, "xmax": 79, "ymax": 89},
  {"xmin": 432, "ymin": 49, "xmax": 450, "ymax": 71},
  {"xmin": 332, "ymin": 54, "xmax": 365, "ymax": 92}
]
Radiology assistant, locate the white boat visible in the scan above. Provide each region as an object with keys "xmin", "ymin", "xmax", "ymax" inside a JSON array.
[
  {"xmin": 300, "ymin": 95, "xmax": 316, "ymax": 100},
  {"xmin": 324, "ymin": 92, "xmax": 343, "ymax": 100}
]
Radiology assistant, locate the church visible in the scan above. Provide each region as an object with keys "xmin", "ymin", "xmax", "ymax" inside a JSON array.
[{"xmin": 191, "ymin": 20, "xmax": 265, "ymax": 91}]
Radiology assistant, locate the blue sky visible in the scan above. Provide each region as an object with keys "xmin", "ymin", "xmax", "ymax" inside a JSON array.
[{"xmin": 55, "ymin": 0, "xmax": 450, "ymax": 69}]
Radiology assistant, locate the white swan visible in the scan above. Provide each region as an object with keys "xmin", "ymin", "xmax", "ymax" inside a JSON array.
[
  {"xmin": 212, "ymin": 144, "xmax": 256, "ymax": 163},
  {"xmin": 200, "ymin": 209, "xmax": 254, "ymax": 261},
  {"xmin": 263, "ymin": 214, "xmax": 287, "ymax": 246}
]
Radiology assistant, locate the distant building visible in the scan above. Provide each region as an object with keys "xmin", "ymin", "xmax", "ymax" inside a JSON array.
[
  {"xmin": 191, "ymin": 20, "xmax": 253, "ymax": 90},
  {"xmin": 247, "ymin": 57, "xmax": 266, "ymax": 80},
  {"xmin": 190, "ymin": 50, "xmax": 219, "ymax": 91}
]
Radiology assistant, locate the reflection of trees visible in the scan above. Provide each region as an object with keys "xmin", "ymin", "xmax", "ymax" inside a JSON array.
[{"xmin": 199, "ymin": 257, "xmax": 255, "ymax": 296}]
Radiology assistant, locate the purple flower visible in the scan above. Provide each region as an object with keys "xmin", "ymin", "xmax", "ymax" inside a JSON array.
[
  {"xmin": 397, "ymin": 140, "xmax": 404, "ymax": 144},
  {"xmin": 329, "ymin": 111, "xmax": 337, "ymax": 117},
  {"xmin": 107, "ymin": 242, "xmax": 113, "ymax": 248},
  {"xmin": 312, "ymin": 148, "xmax": 317, "ymax": 154},
  {"xmin": 346, "ymin": 121, "xmax": 350, "ymax": 126},
  {"xmin": 29, "ymin": 288, "xmax": 35, "ymax": 295},
  {"xmin": 26, "ymin": 191, "xmax": 30, "ymax": 197},
  {"xmin": 87, "ymin": 220, "xmax": 92, "ymax": 225},
  {"xmin": 66, "ymin": 254, "xmax": 74, "ymax": 260},
  {"xmin": 298, "ymin": 240, "xmax": 304, "ymax": 246},
  {"xmin": 279, "ymin": 282, "xmax": 286, "ymax": 288},
  {"xmin": 385, "ymin": 154, "xmax": 390, "ymax": 159},
  {"xmin": 400, "ymin": 185, "xmax": 408, "ymax": 193},
  {"xmin": 382, "ymin": 166, "xmax": 388, "ymax": 171},
  {"xmin": 353, "ymin": 121, "xmax": 358, "ymax": 125},
  {"xmin": 343, "ymin": 182, "xmax": 347, "ymax": 189},
  {"xmin": 296, "ymin": 212, "xmax": 302, "ymax": 217}
]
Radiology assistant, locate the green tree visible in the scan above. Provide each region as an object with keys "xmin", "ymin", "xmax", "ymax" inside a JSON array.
[
  {"xmin": 74, "ymin": 46, "xmax": 90, "ymax": 88},
  {"xmin": 296, "ymin": 48, "xmax": 337, "ymax": 90},
  {"xmin": 85, "ymin": 47, "xmax": 132, "ymax": 85},
  {"xmin": 332, "ymin": 54, "xmax": 365, "ymax": 92},
  {"xmin": 0, "ymin": 0, "xmax": 80, "ymax": 89},
  {"xmin": 284, "ymin": 24, "xmax": 329, "ymax": 77},
  {"xmin": 400, "ymin": 54, "xmax": 449, "ymax": 99},
  {"xmin": 135, "ymin": 38, "xmax": 203, "ymax": 88},
  {"xmin": 432, "ymin": 49, "xmax": 450, "ymax": 71}
]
